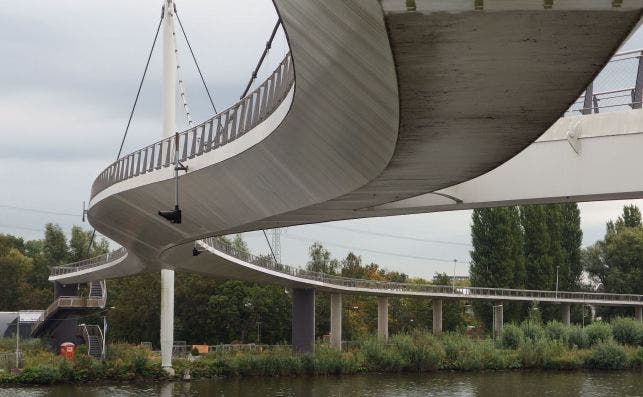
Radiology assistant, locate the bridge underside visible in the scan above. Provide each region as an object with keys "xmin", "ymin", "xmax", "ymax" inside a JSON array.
[{"xmin": 81, "ymin": 1, "xmax": 642, "ymax": 282}]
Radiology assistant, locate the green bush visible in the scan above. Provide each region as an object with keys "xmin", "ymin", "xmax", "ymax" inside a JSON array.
[
  {"xmin": 586, "ymin": 322, "xmax": 612, "ymax": 346},
  {"xmin": 314, "ymin": 347, "xmax": 359, "ymax": 375},
  {"xmin": 362, "ymin": 338, "xmax": 406, "ymax": 372},
  {"xmin": 519, "ymin": 338, "xmax": 565, "ymax": 369},
  {"xmin": 545, "ymin": 321, "xmax": 569, "ymax": 344},
  {"xmin": 15, "ymin": 366, "xmax": 59, "ymax": 384},
  {"xmin": 585, "ymin": 342, "xmax": 627, "ymax": 369},
  {"xmin": 567, "ymin": 325, "xmax": 589, "ymax": 349},
  {"xmin": 501, "ymin": 324, "xmax": 524, "ymax": 349},
  {"xmin": 521, "ymin": 320, "xmax": 545, "ymax": 342},
  {"xmin": 611, "ymin": 317, "xmax": 641, "ymax": 346},
  {"xmin": 393, "ymin": 331, "xmax": 443, "ymax": 372}
]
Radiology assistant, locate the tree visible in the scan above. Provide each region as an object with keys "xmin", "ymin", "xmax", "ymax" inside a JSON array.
[
  {"xmin": 559, "ymin": 203, "xmax": 583, "ymax": 290},
  {"xmin": 0, "ymin": 248, "xmax": 33, "ymax": 310},
  {"xmin": 43, "ymin": 223, "xmax": 69, "ymax": 267},
  {"xmin": 584, "ymin": 205, "xmax": 643, "ymax": 319},
  {"xmin": 341, "ymin": 252, "xmax": 365, "ymax": 278},
  {"xmin": 306, "ymin": 242, "xmax": 339, "ymax": 275},
  {"xmin": 470, "ymin": 207, "xmax": 525, "ymax": 326},
  {"xmin": 68, "ymin": 226, "xmax": 110, "ymax": 262}
]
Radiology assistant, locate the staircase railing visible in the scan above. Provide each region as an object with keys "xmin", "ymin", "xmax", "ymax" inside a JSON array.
[
  {"xmin": 32, "ymin": 281, "xmax": 107, "ymax": 337},
  {"xmin": 78, "ymin": 324, "xmax": 104, "ymax": 360}
]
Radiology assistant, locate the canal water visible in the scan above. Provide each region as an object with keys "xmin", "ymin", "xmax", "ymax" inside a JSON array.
[{"xmin": 1, "ymin": 371, "xmax": 641, "ymax": 396}]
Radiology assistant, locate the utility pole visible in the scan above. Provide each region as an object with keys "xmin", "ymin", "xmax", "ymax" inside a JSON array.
[{"xmin": 271, "ymin": 228, "xmax": 282, "ymax": 263}]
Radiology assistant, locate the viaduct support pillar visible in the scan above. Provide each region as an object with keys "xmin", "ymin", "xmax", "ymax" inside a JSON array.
[
  {"xmin": 561, "ymin": 304, "xmax": 571, "ymax": 326},
  {"xmin": 160, "ymin": 269, "xmax": 175, "ymax": 375},
  {"xmin": 636, "ymin": 307, "xmax": 643, "ymax": 322},
  {"xmin": 493, "ymin": 302, "xmax": 503, "ymax": 338},
  {"xmin": 292, "ymin": 288, "xmax": 315, "ymax": 353},
  {"xmin": 432, "ymin": 299, "xmax": 443, "ymax": 336},
  {"xmin": 377, "ymin": 296, "xmax": 389, "ymax": 342},
  {"xmin": 330, "ymin": 293, "xmax": 342, "ymax": 350}
]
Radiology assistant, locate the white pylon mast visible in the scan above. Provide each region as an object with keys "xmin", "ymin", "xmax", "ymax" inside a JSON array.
[
  {"xmin": 160, "ymin": 0, "xmax": 177, "ymax": 375},
  {"xmin": 162, "ymin": 0, "xmax": 176, "ymax": 139}
]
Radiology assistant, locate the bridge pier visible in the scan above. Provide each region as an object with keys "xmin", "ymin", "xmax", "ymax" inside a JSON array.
[
  {"xmin": 636, "ymin": 307, "xmax": 642, "ymax": 322},
  {"xmin": 377, "ymin": 296, "xmax": 388, "ymax": 341},
  {"xmin": 561, "ymin": 303, "xmax": 571, "ymax": 326},
  {"xmin": 493, "ymin": 302, "xmax": 503, "ymax": 338},
  {"xmin": 330, "ymin": 293, "xmax": 342, "ymax": 350},
  {"xmin": 160, "ymin": 269, "xmax": 175, "ymax": 375},
  {"xmin": 292, "ymin": 288, "xmax": 315, "ymax": 353},
  {"xmin": 432, "ymin": 299, "xmax": 442, "ymax": 336}
]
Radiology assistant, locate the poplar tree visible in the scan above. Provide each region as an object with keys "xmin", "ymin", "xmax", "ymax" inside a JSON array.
[{"xmin": 470, "ymin": 207, "xmax": 525, "ymax": 326}]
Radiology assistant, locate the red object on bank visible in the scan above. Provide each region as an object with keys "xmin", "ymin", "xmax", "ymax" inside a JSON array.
[{"xmin": 59, "ymin": 342, "xmax": 76, "ymax": 360}]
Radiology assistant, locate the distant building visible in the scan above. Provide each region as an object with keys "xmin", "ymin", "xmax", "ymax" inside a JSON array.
[{"xmin": 0, "ymin": 311, "xmax": 44, "ymax": 338}]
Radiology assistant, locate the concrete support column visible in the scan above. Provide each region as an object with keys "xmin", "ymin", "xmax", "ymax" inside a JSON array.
[
  {"xmin": 377, "ymin": 296, "xmax": 389, "ymax": 342},
  {"xmin": 432, "ymin": 299, "xmax": 443, "ymax": 336},
  {"xmin": 160, "ymin": 269, "xmax": 175, "ymax": 375},
  {"xmin": 635, "ymin": 306, "xmax": 643, "ymax": 322},
  {"xmin": 493, "ymin": 302, "xmax": 503, "ymax": 338},
  {"xmin": 561, "ymin": 303, "xmax": 571, "ymax": 326},
  {"xmin": 330, "ymin": 293, "xmax": 342, "ymax": 350},
  {"xmin": 292, "ymin": 288, "xmax": 315, "ymax": 353}
]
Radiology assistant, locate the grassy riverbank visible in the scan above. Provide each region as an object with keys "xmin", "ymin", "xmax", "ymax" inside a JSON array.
[{"xmin": 1, "ymin": 318, "xmax": 641, "ymax": 385}]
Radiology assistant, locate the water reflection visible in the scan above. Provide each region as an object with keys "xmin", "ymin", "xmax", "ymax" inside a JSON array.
[{"xmin": 1, "ymin": 371, "xmax": 641, "ymax": 397}]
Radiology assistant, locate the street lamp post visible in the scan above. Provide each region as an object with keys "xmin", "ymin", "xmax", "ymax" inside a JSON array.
[
  {"xmin": 256, "ymin": 321, "xmax": 262, "ymax": 344},
  {"xmin": 15, "ymin": 311, "xmax": 20, "ymax": 369},
  {"xmin": 452, "ymin": 259, "xmax": 457, "ymax": 292},
  {"xmin": 555, "ymin": 265, "xmax": 560, "ymax": 299}
]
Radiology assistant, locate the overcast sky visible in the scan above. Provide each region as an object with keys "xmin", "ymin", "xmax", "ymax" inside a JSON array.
[{"xmin": 1, "ymin": 1, "xmax": 642, "ymax": 279}]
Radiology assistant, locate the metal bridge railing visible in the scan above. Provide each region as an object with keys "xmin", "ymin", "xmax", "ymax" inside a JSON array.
[
  {"xmin": 90, "ymin": 53, "xmax": 294, "ymax": 199},
  {"xmin": 50, "ymin": 247, "xmax": 127, "ymax": 276},
  {"xmin": 566, "ymin": 48, "xmax": 643, "ymax": 116},
  {"xmin": 200, "ymin": 237, "xmax": 643, "ymax": 305}
]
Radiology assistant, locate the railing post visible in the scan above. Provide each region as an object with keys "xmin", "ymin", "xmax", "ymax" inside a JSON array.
[
  {"xmin": 633, "ymin": 52, "xmax": 643, "ymax": 109},
  {"xmin": 582, "ymin": 83, "xmax": 594, "ymax": 115}
]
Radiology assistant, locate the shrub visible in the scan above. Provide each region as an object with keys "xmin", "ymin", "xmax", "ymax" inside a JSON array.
[
  {"xmin": 585, "ymin": 342, "xmax": 627, "ymax": 369},
  {"xmin": 545, "ymin": 321, "xmax": 568, "ymax": 344},
  {"xmin": 314, "ymin": 347, "xmax": 359, "ymax": 375},
  {"xmin": 567, "ymin": 325, "xmax": 589, "ymax": 349},
  {"xmin": 518, "ymin": 338, "xmax": 565, "ymax": 369},
  {"xmin": 362, "ymin": 338, "xmax": 406, "ymax": 372},
  {"xmin": 521, "ymin": 320, "xmax": 545, "ymax": 342},
  {"xmin": 15, "ymin": 366, "xmax": 59, "ymax": 384},
  {"xmin": 586, "ymin": 322, "xmax": 612, "ymax": 346},
  {"xmin": 501, "ymin": 324, "xmax": 523, "ymax": 349},
  {"xmin": 611, "ymin": 317, "xmax": 641, "ymax": 346},
  {"xmin": 393, "ymin": 331, "xmax": 443, "ymax": 372}
]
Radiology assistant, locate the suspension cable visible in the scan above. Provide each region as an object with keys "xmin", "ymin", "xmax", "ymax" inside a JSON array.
[
  {"xmin": 240, "ymin": 20, "xmax": 281, "ymax": 99},
  {"xmin": 116, "ymin": 8, "xmax": 164, "ymax": 160},
  {"xmin": 174, "ymin": 6, "xmax": 218, "ymax": 114},
  {"xmin": 173, "ymin": 25, "xmax": 193, "ymax": 126},
  {"xmin": 87, "ymin": 7, "xmax": 164, "ymax": 257}
]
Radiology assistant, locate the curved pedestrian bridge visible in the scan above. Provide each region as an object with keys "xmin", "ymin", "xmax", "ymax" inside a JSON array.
[{"xmin": 45, "ymin": 0, "xmax": 643, "ymax": 360}]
